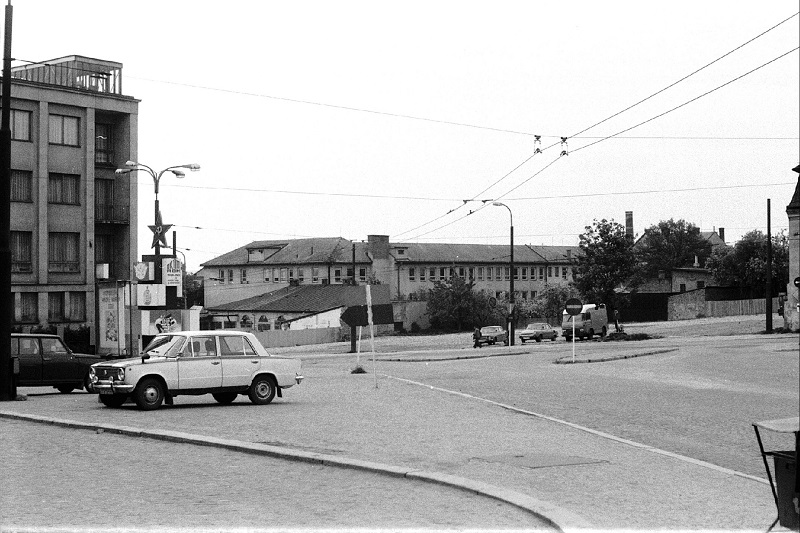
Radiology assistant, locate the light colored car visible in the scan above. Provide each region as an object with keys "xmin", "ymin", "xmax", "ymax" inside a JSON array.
[
  {"xmin": 89, "ymin": 331, "xmax": 303, "ymax": 410},
  {"xmin": 518, "ymin": 322, "xmax": 558, "ymax": 343}
]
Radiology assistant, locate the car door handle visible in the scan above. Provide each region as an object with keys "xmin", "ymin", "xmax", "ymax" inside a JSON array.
[{"xmin": 211, "ymin": 361, "xmax": 220, "ymax": 365}]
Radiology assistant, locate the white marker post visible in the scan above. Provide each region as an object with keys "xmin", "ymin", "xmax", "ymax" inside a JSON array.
[{"xmin": 564, "ymin": 298, "xmax": 583, "ymax": 364}]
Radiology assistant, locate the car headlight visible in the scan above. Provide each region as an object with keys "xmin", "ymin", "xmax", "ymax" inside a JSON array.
[{"xmin": 115, "ymin": 368, "xmax": 125, "ymax": 381}]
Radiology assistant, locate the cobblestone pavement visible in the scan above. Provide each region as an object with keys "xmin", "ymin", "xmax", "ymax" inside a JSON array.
[{"xmin": 0, "ymin": 417, "xmax": 549, "ymax": 530}]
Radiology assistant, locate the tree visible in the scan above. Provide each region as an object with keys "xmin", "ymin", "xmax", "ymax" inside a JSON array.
[
  {"xmin": 635, "ymin": 219, "xmax": 712, "ymax": 279},
  {"xmin": 425, "ymin": 276, "xmax": 503, "ymax": 330},
  {"xmin": 572, "ymin": 219, "xmax": 636, "ymax": 309},
  {"xmin": 523, "ymin": 285, "xmax": 577, "ymax": 324},
  {"xmin": 707, "ymin": 230, "xmax": 789, "ymax": 294}
]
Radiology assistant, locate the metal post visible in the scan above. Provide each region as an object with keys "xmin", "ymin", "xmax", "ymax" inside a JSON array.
[
  {"xmin": 509, "ymin": 223, "xmax": 515, "ymax": 346},
  {"xmin": 766, "ymin": 199, "xmax": 772, "ymax": 332},
  {"xmin": 0, "ymin": 2, "xmax": 13, "ymax": 401}
]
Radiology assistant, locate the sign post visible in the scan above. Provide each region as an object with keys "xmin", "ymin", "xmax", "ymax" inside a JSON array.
[{"xmin": 565, "ymin": 298, "xmax": 583, "ymax": 363}]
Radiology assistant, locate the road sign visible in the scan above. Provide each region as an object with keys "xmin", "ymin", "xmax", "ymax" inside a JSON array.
[
  {"xmin": 341, "ymin": 304, "xmax": 394, "ymax": 327},
  {"xmin": 565, "ymin": 298, "xmax": 583, "ymax": 316},
  {"xmin": 794, "ymin": 277, "xmax": 800, "ymax": 288}
]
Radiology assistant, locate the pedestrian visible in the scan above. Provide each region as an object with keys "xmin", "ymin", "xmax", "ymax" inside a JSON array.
[
  {"xmin": 473, "ymin": 327, "xmax": 481, "ymax": 348},
  {"xmin": 614, "ymin": 309, "xmax": 620, "ymax": 332}
]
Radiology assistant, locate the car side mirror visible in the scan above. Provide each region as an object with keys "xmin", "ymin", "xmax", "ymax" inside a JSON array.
[{"xmin": 141, "ymin": 354, "xmax": 150, "ymax": 363}]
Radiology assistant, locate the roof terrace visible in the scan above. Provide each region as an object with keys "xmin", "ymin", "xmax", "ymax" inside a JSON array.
[{"xmin": 11, "ymin": 55, "xmax": 124, "ymax": 95}]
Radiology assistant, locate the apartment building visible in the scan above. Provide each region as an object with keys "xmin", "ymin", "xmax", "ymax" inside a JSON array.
[
  {"xmin": 7, "ymin": 55, "xmax": 138, "ymax": 347},
  {"xmin": 198, "ymin": 234, "xmax": 576, "ymax": 310}
]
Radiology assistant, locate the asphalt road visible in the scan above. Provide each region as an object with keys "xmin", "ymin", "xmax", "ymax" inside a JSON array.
[{"xmin": 372, "ymin": 333, "xmax": 798, "ymax": 479}]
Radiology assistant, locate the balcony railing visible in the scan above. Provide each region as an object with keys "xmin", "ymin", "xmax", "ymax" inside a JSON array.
[{"xmin": 95, "ymin": 203, "xmax": 129, "ymax": 224}]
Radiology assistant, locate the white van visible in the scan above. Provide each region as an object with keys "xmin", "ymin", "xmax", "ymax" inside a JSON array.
[{"xmin": 562, "ymin": 303, "xmax": 608, "ymax": 341}]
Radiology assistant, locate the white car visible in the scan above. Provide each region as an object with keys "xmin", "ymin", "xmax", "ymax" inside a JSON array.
[{"xmin": 89, "ymin": 331, "xmax": 303, "ymax": 410}]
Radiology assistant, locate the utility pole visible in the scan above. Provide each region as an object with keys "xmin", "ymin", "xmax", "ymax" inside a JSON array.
[
  {"xmin": 0, "ymin": 2, "xmax": 13, "ymax": 401},
  {"xmin": 350, "ymin": 241, "xmax": 357, "ymax": 353},
  {"xmin": 766, "ymin": 199, "xmax": 772, "ymax": 333}
]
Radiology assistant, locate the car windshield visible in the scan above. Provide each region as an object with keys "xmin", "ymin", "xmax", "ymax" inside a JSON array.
[{"xmin": 142, "ymin": 335, "xmax": 186, "ymax": 358}]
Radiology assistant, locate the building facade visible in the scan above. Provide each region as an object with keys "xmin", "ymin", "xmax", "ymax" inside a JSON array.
[
  {"xmin": 7, "ymin": 56, "xmax": 138, "ymax": 348},
  {"xmin": 198, "ymin": 234, "xmax": 577, "ymax": 312}
]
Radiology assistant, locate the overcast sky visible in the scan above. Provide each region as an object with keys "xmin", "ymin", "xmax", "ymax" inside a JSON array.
[{"xmin": 11, "ymin": 1, "xmax": 800, "ymax": 272}]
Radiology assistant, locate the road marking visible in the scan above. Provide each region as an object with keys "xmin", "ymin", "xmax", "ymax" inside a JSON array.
[{"xmin": 387, "ymin": 375, "xmax": 770, "ymax": 486}]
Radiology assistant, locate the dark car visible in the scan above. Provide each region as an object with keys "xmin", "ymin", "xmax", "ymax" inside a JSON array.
[
  {"xmin": 474, "ymin": 326, "xmax": 509, "ymax": 347},
  {"xmin": 11, "ymin": 333, "xmax": 107, "ymax": 393}
]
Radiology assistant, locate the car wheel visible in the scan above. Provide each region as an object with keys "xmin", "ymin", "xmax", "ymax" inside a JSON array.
[
  {"xmin": 519, "ymin": 337, "xmax": 525, "ymax": 344},
  {"xmin": 248, "ymin": 375, "xmax": 276, "ymax": 405},
  {"xmin": 134, "ymin": 377, "xmax": 165, "ymax": 411},
  {"xmin": 535, "ymin": 335, "xmax": 542, "ymax": 343},
  {"xmin": 588, "ymin": 329, "xmax": 594, "ymax": 339},
  {"xmin": 99, "ymin": 394, "xmax": 127, "ymax": 408},
  {"xmin": 601, "ymin": 326, "xmax": 607, "ymax": 338},
  {"xmin": 213, "ymin": 392, "xmax": 238, "ymax": 405},
  {"xmin": 56, "ymin": 386, "xmax": 75, "ymax": 394},
  {"xmin": 83, "ymin": 374, "xmax": 93, "ymax": 392}
]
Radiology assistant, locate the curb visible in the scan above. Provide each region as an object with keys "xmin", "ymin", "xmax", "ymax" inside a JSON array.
[
  {"xmin": 0, "ymin": 410, "xmax": 592, "ymax": 531},
  {"xmin": 554, "ymin": 348, "xmax": 678, "ymax": 364}
]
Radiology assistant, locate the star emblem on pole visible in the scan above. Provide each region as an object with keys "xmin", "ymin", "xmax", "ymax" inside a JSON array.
[{"xmin": 149, "ymin": 210, "xmax": 172, "ymax": 249}]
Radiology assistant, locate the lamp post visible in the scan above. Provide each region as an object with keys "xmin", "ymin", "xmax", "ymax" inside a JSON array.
[
  {"xmin": 115, "ymin": 161, "xmax": 200, "ymax": 259},
  {"xmin": 492, "ymin": 202, "xmax": 515, "ymax": 346}
]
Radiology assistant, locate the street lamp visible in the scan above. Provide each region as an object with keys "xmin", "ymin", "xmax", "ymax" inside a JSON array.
[
  {"xmin": 115, "ymin": 161, "xmax": 200, "ymax": 258},
  {"xmin": 492, "ymin": 202, "xmax": 515, "ymax": 346}
]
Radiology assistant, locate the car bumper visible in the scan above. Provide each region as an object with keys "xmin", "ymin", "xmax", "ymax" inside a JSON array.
[{"xmin": 92, "ymin": 381, "xmax": 135, "ymax": 395}]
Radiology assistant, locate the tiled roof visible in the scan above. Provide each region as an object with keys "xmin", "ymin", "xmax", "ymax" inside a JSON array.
[
  {"xmin": 201, "ymin": 237, "xmax": 365, "ymax": 268},
  {"xmin": 391, "ymin": 242, "xmax": 576, "ymax": 263},
  {"xmin": 206, "ymin": 284, "xmax": 372, "ymax": 313}
]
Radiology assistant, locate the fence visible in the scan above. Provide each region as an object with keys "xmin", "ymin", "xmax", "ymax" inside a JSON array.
[
  {"xmin": 706, "ymin": 297, "xmax": 780, "ymax": 318},
  {"xmin": 252, "ymin": 327, "xmax": 343, "ymax": 349}
]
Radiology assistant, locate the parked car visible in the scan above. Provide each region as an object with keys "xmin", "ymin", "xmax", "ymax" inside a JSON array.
[
  {"xmin": 518, "ymin": 322, "xmax": 559, "ymax": 343},
  {"xmin": 474, "ymin": 326, "xmax": 509, "ymax": 347},
  {"xmin": 89, "ymin": 330, "xmax": 304, "ymax": 410},
  {"xmin": 11, "ymin": 333, "xmax": 107, "ymax": 393}
]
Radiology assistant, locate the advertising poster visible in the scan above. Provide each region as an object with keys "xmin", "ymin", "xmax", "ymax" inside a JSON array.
[
  {"xmin": 98, "ymin": 286, "xmax": 125, "ymax": 352},
  {"xmin": 137, "ymin": 283, "xmax": 166, "ymax": 307},
  {"xmin": 163, "ymin": 258, "xmax": 183, "ymax": 291},
  {"xmin": 142, "ymin": 310, "xmax": 183, "ymax": 335}
]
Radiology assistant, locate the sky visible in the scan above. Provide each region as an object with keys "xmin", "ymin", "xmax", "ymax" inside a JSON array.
[{"xmin": 9, "ymin": 1, "xmax": 800, "ymax": 273}]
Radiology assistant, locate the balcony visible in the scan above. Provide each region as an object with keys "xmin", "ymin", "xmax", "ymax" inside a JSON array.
[
  {"xmin": 11, "ymin": 55, "xmax": 123, "ymax": 96},
  {"xmin": 95, "ymin": 203, "xmax": 129, "ymax": 224}
]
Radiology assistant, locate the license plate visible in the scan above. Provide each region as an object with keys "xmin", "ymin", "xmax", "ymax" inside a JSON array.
[{"xmin": 99, "ymin": 389, "xmax": 113, "ymax": 395}]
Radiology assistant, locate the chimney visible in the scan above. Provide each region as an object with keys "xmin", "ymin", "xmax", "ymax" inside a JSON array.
[
  {"xmin": 367, "ymin": 235, "xmax": 390, "ymax": 260},
  {"xmin": 625, "ymin": 211, "xmax": 634, "ymax": 238},
  {"xmin": 718, "ymin": 227, "xmax": 725, "ymax": 243}
]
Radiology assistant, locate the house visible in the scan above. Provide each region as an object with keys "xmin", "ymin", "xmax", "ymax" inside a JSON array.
[{"xmin": 8, "ymin": 55, "xmax": 138, "ymax": 350}]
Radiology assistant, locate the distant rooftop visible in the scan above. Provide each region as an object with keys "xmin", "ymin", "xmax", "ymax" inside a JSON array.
[{"xmin": 11, "ymin": 55, "xmax": 124, "ymax": 96}]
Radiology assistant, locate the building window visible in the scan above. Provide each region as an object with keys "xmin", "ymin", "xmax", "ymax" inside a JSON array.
[
  {"xmin": 697, "ymin": 281, "xmax": 705, "ymax": 289},
  {"xmin": 48, "ymin": 173, "xmax": 80, "ymax": 205},
  {"xmin": 94, "ymin": 234, "xmax": 115, "ymax": 278},
  {"xmin": 49, "ymin": 114, "xmax": 80, "ymax": 146},
  {"xmin": 522, "ymin": 267, "xmax": 528, "ymax": 280},
  {"xmin": 547, "ymin": 267, "xmax": 552, "ymax": 278},
  {"xmin": 420, "ymin": 267, "xmax": 426, "ymax": 282},
  {"xmin": 468, "ymin": 267, "xmax": 474, "ymax": 280},
  {"xmin": 11, "ymin": 110, "xmax": 31, "ymax": 141},
  {"xmin": 477, "ymin": 267, "xmax": 483, "ymax": 281},
  {"xmin": 429, "ymin": 267, "xmax": 436, "ymax": 281},
  {"xmin": 11, "ymin": 170, "xmax": 32, "ymax": 202},
  {"xmin": 563, "ymin": 268, "xmax": 568, "ymax": 280},
  {"xmin": 680, "ymin": 283, "xmax": 686, "ymax": 292},
  {"xmin": 289, "ymin": 268, "xmax": 295, "ymax": 280},
  {"xmin": 280, "ymin": 268, "xmax": 288, "ymax": 282},
  {"xmin": 272, "ymin": 268, "xmax": 279, "ymax": 282},
  {"xmin": 11, "ymin": 231, "xmax": 32, "ymax": 273},
  {"xmin": 359, "ymin": 267, "xmax": 367, "ymax": 282},
  {"xmin": 48, "ymin": 292, "xmax": 65, "ymax": 322},
  {"xmin": 228, "ymin": 269, "xmax": 234, "ymax": 283},
  {"xmin": 539, "ymin": 267, "xmax": 545, "ymax": 281},
  {"xmin": 496, "ymin": 268, "xmax": 502, "ymax": 281},
  {"xmin": 95, "ymin": 123, "xmax": 114, "ymax": 164},
  {"xmin": 553, "ymin": 266, "xmax": 559, "ymax": 278},
  {"xmin": 504, "ymin": 267, "xmax": 510, "ymax": 281},
  {"xmin": 457, "ymin": 267, "xmax": 465, "ymax": 278},
  {"xmin": 19, "ymin": 293, "xmax": 37, "ymax": 322},
  {"xmin": 486, "ymin": 267, "xmax": 492, "ymax": 281},
  {"xmin": 298, "ymin": 268, "xmax": 305, "ymax": 282},
  {"xmin": 48, "ymin": 232, "xmax": 79, "ymax": 273},
  {"xmin": 408, "ymin": 267, "xmax": 415, "ymax": 282},
  {"xmin": 439, "ymin": 267, "xmax": 447, "ymax": 280},
  {"xmin": 68, "ymin": 292, "xmax": 86, "ymax": 321},
  {"xmin": 513, "ymin": 267, "xmax": 519, "ymax": 280},
  {"xmin": 240, "ymin": 269, "xmax": 248, "ymax": 283},
  {"xmin": 334, "ymin": 268, "xmax": 342, "ymax": 283},
  {"xmin": 521, "ymin": 291, "xmax": 528, "ymax": 300},
  {"xmin": 312, "ymin": 267, "xmax": 320, "ymax": 283},
  {"xmin": 531, "ymin": 291, "xmax": 537, "ymax": 298},
  {"xmin": 496, "ymin": 291, "xmax": 503, "ymax": 299}
]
